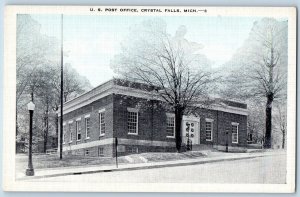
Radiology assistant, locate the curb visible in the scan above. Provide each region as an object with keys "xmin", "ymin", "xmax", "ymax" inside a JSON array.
[{"xmin": 17, "ymin": 153, "xmax": 284, "ymax": 181}]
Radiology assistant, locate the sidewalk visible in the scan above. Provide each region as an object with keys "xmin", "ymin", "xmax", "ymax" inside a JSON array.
[{"xmin": 17, "ymin": 150, "xmax": 285, "ymax": 180}]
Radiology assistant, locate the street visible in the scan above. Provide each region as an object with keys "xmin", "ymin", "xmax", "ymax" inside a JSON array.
[{"xmin": 37, "ymin": 153, "xmax": 286, "ymax": 184}]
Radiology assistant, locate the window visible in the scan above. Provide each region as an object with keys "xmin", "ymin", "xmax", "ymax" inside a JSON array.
[
  {"xmin": 76, "ymin": 119, "xmax": 81, "ymax": 141},
  {"xmin": 62, "ymin": 123, "xmax": 66, "ymax": 144},
  {"xmin": 69, "ymin": 121, "xmax": 73, "ymax": 142},
  {"xmin": 99, "ymin": 110, "xmax": 105, "ymax": 136},
  {"xmin": 127, "ymin": 146, "xmax": 138, "ymax": 154},
  {"xmin": 166, "ymin": 115, "xmax": 175, "ymax": 138},
  {"xmin": 127, "ymin": 108, "xmax": 138, "ymax": 135},
  {"xmin": 205, "ymin": 119, "xmax": 213, "ymax": 141},
  {"xmin": 63, "ymin": 134, "xmax": 66, "ymax": 144},
  {"xmin": 98, "ymin": 147, "xmax": 104, "ymax": 157},
  {"xmin": 232, "ymin": 122, "xmax": 239, "ymax": 143},
  {"xmin": 85, "ymin": 115, "xmax": 90, "ymax": 139}
]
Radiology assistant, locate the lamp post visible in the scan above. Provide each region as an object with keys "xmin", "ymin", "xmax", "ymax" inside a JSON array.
[{"xmin": 26, "ymin": 101, "xmax": 35, "ymax": 176}]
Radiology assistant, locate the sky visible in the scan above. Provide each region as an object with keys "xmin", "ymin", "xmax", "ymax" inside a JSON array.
[{"xmin": 31, "ymin": 14, "xmax": 261, "ymax": 87}]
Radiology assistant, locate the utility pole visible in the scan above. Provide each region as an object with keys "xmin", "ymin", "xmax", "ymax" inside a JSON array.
[{"xmin": 59, "ymin": 14, "xmax": 64, "ymax": 160}]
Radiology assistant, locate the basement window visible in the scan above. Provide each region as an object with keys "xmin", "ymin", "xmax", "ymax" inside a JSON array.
[
  {"xmin": 127, "ymin": 147, "xmax": 138, "ymax": 154},
  {"xmin": 98, "ymin": 147, "xmax": 104, "ymax": 157}
]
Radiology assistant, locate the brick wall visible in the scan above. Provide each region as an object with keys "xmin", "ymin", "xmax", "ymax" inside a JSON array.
[
  {"xmin": 61, "ymin": 95, "xmax": 114, "ymax": 156},
  {"xmin": 113, "ymin": 94, "xmax": 176, "ymax": 144},
  {"xmin": 65, "ymin": 144, "xmax": 114, "ymax": 157},
  {"xmin": 113, "ymin": 94, "xmax": 248, "ymax": 151},
  {"xmin": 60, "ymin": 92, "xmax": 248, "ymax": 157},
  {"xmin": 216, "ymin": 111, "xmax": 248, "ymax": 147},
  {"xmin": 195, "ymin": 108, "xmax": 248, "ymax": 148}
]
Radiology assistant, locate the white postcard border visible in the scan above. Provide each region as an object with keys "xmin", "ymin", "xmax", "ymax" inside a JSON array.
[{"xmin": 3, "ymin": 5, "xmax": 296, "ymax": 193}]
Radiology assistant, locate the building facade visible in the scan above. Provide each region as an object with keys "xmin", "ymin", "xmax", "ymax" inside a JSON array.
[{"xmin": 58, "ymin": 79, "xmax": 248, "ymax": 157}]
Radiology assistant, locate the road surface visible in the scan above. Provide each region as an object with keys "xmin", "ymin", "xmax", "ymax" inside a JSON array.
[{"xmin": 37, "ymin": 154, "xmax": 286, "ymax": 184}]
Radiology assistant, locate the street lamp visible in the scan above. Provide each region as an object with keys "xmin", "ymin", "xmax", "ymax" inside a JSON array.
[{"xmin": 26, "ymin": 101, "xmax": 35, "ymax": 176}]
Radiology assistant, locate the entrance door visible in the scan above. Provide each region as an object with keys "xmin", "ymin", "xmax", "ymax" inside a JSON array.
[{"xmin": 182, "ymin": 116, "xmax": 200, "ymax": 146}]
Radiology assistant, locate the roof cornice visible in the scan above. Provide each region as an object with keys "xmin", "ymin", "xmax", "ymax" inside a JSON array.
[{"xmin": 58, "ymin": 81, "xmax": 248, "ymax": 116}]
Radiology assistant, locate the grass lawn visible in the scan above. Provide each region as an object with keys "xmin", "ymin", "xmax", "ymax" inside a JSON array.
[
  {"xmin": 16, "ymin": 151, "xmax": 207, "ymax": 170},
  {"xmin": 16, "ymin": 154, "xmax": 128, "ymax": 170}
]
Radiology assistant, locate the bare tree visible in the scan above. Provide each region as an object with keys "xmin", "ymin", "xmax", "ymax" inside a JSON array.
[
  {"xmin": 247, "ymin": 101, "xmax": 265, "ymax": 144},
  {"xmin": 274, "ymin": 103, "xmax": 287, "ymax": 149},
  {"xmin": 221, "ymin": 18, "xmax": 287, "ymax": 149},
  {"xmin": 34, "ymin": 66, "xmax": 56, "ymax": 152},
  {"xmin": 17, "ymin": 15, "xmax": 60, "ymax": 102},
  {"xmin": 16, "ymin": 15, "xmax": 93, "ymax": 152},
  {"xmin": 50, "ymin": 63, "xmax": 92, "ymax": 149},
  {"xmin": 16, "ymin": 14, "xmax": 60, "ymax": 140},
  {"xmin": 111, "ymin": 19, "xmax": 217, "ymax": 152},
  {"xmin": 63, "ymin": 64, "xmax": 92, "ymax": 102}
]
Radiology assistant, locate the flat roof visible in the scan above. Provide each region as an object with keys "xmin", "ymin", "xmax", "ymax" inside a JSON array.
[{"xmin": 59, "ymin": 78, "xmax": 248, "ymax": 116}]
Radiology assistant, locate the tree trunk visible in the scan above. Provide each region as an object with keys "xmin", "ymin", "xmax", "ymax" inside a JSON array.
[
  {"xmin": 264, "ymin": 95, "xmax": 273, "ymax": 149},
  {"xmin": 46, "ymin": 116, "xmax": 49, "ymax": 150},
  {"xmin": 64, "ymin": 93, "xmax": 67, "ymax": 103},
  {"xmin": 264, "ymin": 47, "xmax": 275, "ymax": 149},
  {"xmin": 16, "ymin": 101, "xmax": 18, "ymax": 136},
  {"xmin": 16, "ymin": 105, "xmax": 19, "ymax": 153},
  {"xmin": 55, "ymin": 107, "xmax": 59, "ymax": 148},
  {"xmin": 151, "ymin": 100, "xmax": 154, "ymax": 141},
  {"xmin": 43, "ymin": 118, "xmax": 49, "ymax": 153},
  {"xmin": 175, "ymin": 106, "xmax": 183, "ymax": 152},
  {"xmin": 43, "ymin": 117, "xmax": 47, "ymax": 153},
  {"xmin": 31, "ymin": 90, "xmax": 34, "ymax": 102},
  {"xmin": 43, "ymin": 102, "xmax": 49, "ymax": 153},
  {"xmin": 282, "ymin": 129, "xmax": 285, "ymax": 149}
]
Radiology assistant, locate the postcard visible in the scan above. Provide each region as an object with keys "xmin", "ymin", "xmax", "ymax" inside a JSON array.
[{"xmin": 3, "ymin": 5, "xmax": 296, "ymax": 193}]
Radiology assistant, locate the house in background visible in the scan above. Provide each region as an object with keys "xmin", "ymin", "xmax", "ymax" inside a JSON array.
[{"xmin": 58, "ymin": 79, "xmax": 248, "ymax": 157}]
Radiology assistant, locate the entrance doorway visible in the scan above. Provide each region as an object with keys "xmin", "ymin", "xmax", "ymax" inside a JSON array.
[{"xmin": 182, "ymin": 116, "xmax": 200, "ymax": 147}]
